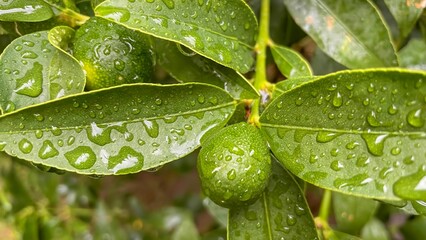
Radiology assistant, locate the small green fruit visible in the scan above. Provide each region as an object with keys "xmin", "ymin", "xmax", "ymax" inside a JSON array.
[
  {"xmin": 73, "ymin": 17, "xmax": 153, "ymax": 90},
  {"xmin": 197, "ymin": 122, "xmax": 271, "ymax": 208}
]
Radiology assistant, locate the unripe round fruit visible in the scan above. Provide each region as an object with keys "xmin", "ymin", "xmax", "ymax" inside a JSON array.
[
  {"xmin": 73, "ymin": 17, "xmax": 153, "ymax": 90},
  {"xmin": 197, "ymin": 122, "xmax": 272, "ymax": 208}
]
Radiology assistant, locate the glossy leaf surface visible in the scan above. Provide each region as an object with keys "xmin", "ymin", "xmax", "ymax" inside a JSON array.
[
  {"xmin": 48, "ymin": 26, "xmax": 75, "ymax": 54},
  {"xmin": 384, "ymin": 0, "xmax": 425, "ymax": 40},
  {"xmin": 228, "ymin": 160, "xmax": 318, "ymax": 240},
  {"xmin": 270, "ymin": 44, "xmax": 312, "ymax": 78},
  {"xmin": 283, "ymin": 0, "xmax": 397, "ymax": 69},
  {"xmin": 0, "ymin": 0, "xmax": 53, "ymax": 22},
  {"xmin": 95, "ymin": 0, "xmax": 257, "ymax": 73},
  {"xmin": 273, "ymin": 76, "xmax": 316, "ymax": 99},
  {"xmin": 0, "ymin": 83, "xmax": 235, "ymax": 175},
  {"xmin": 155, "ymin": 39, "xmax": 258, "ymax": 100},
  {"xmin": 333, "ymin": 192, "xmax": 379, "ymax": 234},
  {"xmin": 260, "ymin": 69, "xmax": 426, "ymax": 200},
  {"xmin": 0, "ymin": 31, "xmax": 85, "ymax": 113}
]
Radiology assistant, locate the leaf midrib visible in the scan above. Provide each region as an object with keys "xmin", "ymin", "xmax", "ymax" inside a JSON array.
[
  {"xmin": 0, "ymin": 101, "xmax": 235, "ymax": 135},
  {"xmin": 314, "ymin": 0, "xmax": 390, "ymax": 65},
  {"xmin": 261, "ymin": 123, "xmax": 426, "ymax": 136}
]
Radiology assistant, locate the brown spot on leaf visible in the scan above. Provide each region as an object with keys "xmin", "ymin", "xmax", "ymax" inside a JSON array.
[
  {"xmin": 326, "ymin": 16, "xmax": 335, "ymax": 31},
  {"xmin": 305, "ymin": 15, "xmax": 314, "ymax": 25}
]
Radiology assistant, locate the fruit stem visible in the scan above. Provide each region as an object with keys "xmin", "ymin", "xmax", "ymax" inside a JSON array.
[
  {"xmin": 249, "ymin": 0, "xmax": 270, "ymax": 126},
  {"xmin": 319, "ymin": 189, "xmax": 332, "ymax": 221}
]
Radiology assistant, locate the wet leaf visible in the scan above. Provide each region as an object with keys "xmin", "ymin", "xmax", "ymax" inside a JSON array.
[
  {"xmin": 0, "ymin": 31, "xmax": 85, "ymax": 114},
  {"xmin": 0, "ymin": 83, "xmax": 235, "ymax": 175},
  {"xmin": 95, "ymin": 0, "xmax": 257, "ymax": 73},
  {"xmin": 283, "ymin": 0, "xmax": 397, "ymax": 69},
  {"xmin": 228, "ymin": 159, "xmax": 318, "ymax": 240},
  {"xmin": 333, "ymin": 192, "xmax": 379, "ymax": 234},
  {"xmin": 399, "ymin": 39, "xmax": 426, "ymax": 71},
  {"xmin": 273, "ymin": 76, "xmax": 317, "ymax": 99},
  {"xmin": 154, "ymin": 39, "xmax": 258, "ymax": 100},
  {"xmin": 48, "ymin": 26, "xmax": 75, "ymax": 54},
  {"xmin": 270, "ymin": 44, "xmax": 312, "ymax": 78},
  {"xmin": 260, "ymin": 69, "xmax": 426, "ymax": 201},
  {"xmin": 0, "ymin": 0, "xmax": 53, "ymax": 22},
  {"xmin": 383, "ymin": 0, "xmax": 425, "ymax": 41}
]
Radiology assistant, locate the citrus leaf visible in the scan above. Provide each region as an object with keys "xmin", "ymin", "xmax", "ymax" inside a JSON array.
[
  {"xmin": 383, "ymin": 0, "xmax": 425, "ymax": 41},
  {"xmin": 0, "ymin": 83, "xmax": 236, "ymax": 175},
  {"xmin": 0, "ymin": 31, "xmax": 85, "ymax": 114},
  {"xmin": 203, "ymin": 198, "xmax": 228, "ymax": 227},
  {"xmin": 228, "ymin": 159, "xmax": 318, "ymax": 240},
  {"xmin": 48, "ymin": 26, "xmax": 75, "ymax": 54},
  {"xmin": 155, "ymin": 39, "xmax": 259, "ymax": 100},
  {"xmin": 270, "ymin": 44, "xmax": 312, "ymax": 78},
  {"xmin": 95, "ymin": 0, "xmax": 257, "ymax": 73},
  {"xmin": 283, "ymin": 0, "xmax": 398, "ymax": 69},
  {"xmin": 399, "ymin": 39, "xmax": 426, "ymax": 71},
  {"xmin": 260, "ymin": 68, "xmax": 426, "ymax": 201},
  {"xmin": 401, "ymin": 216, "xmax": 426, "ymax": 240},
  {"xmin": 0, "ymin": 0, "xmax": 53, "ymax": 22},
  {"xmin": 273, "ymin": 76, "xmax": 317, "ymax": 98},
  {"xmin": 333, "ymin": 192, "xmax": 379, "ymax": 234}
]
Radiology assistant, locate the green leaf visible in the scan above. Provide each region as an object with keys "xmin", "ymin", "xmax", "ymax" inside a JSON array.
[
  {"xmin": 154, "ymin": 39, "xmax": 258, "ymax": 100},
  {"xmin": 228, "ymin": 159, "xmax": 318, "ymax": 240},
  {"xmin": 273, "ymin": 76, "xmax": 317, "ymax": 98},
  {"xmin": 360, "ymin": 218, "xmax": 390, "ymax": 240},
  {"xmin": 260, "ymin": 68, "xmax": 426, "ymax": 200},
  {"xmin": 0, "ymin": 83, "xmax": 235, "ymax": 175},
  {"xmin": 399, "ymin": 39, "xmax": 426, "ymax": 71},
  {"xmin": 0, "ymin": 31, "xmax": 85, "ymax": 113},
  {"xmin": 383, "ymin": 0, "xmax": 425, "ymax": 41},
  {"xmin": 95, "ymin": 0, "xmax": 257, "ymax": 73},
  {"xmin": 0, "ymin": 0, "xmax": 53, "ymax": 22},
  {"xmin": 270, "ymin": 44, "xmax": 312, "ymax": 78},
  {"xmin": 203, "ymin": 198, "xmax": 228, "ymax": 227},
  {"xmin": 283, "ymin": 0, "xmax": 398, "ymax": 69},
  {"xmin": 48, "ymin": 26, "xmax": 75, "ymax": 54},
  {"xmin": 333, "ymin": 192, "xmax": 379, "ymax": 234}
]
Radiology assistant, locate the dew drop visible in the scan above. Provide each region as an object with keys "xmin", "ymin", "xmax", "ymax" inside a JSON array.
[
  {"xmin": 407, "ymin": 109, "xmax": 424, "ymax": 128},
  {"xmin": 388, "ymin": 104, "xmax": 398, "ymax": 115},
  {"xmin": 38, "ymin": 140, "xmax": 59, "ymax": 159},
  {"xmin": 161, "ymin": 0, "xmax": 174, "ymax": 9},
  {"xmin": 361, "ymin": 134, "xmax": 388, "ymax": 156},
  {"xmin": 393, "ymin": 166, "xmax": 426, "ymax": 201},
  {"xmin": 227, "ymin": 169, "xmax": 236, "ymax": 180},
  {"xmin": 142, "ymin": 119, "xmax": 159, "ymax": 138},
  {"xmin": 114, "ymin": 59, "xmax": 125, "ymax": 71},
  {"xmin": 67, "ymin": 136, "xmax": 75, "ymax": 146},
  {"xmin": 18, "ymin": 139, "xmax": 33, "ymax": 154},
  {"xmin": 286, "ymin": 215, "xmax": 297, "ymax": 226},
  {"xmin": 65, "ymin": 146, "xmax": 96, "ymax": 170},
  {"xmin": 332, "ymin": 92, "xmax": 343, "ymax": 107},
  {"xmin": 229, "ymin": 145, "xmax": 244, "ymax": 156},
  {"xmin": 21, "ymin": 51, "xmax": 38, "ymax": 59},
  {"xmin": 403, "ymin": 156, "xmax": 415, "ymax": 165},
  {"xmin": 316, "ymin": 131, "xmax": 341, "ymax": 143},
  {"xmin": 35, "ymin": 130, "xmax": 43, "ymax": 139},
  {"xmin": 330, "ymin": 160, "xmax": 344, "ymax": 171}
]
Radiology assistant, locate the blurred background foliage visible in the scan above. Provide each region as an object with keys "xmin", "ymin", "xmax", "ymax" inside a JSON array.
[{"xmin": 1, "ymin": 0, "xmax": 426, "ymax": 239}]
